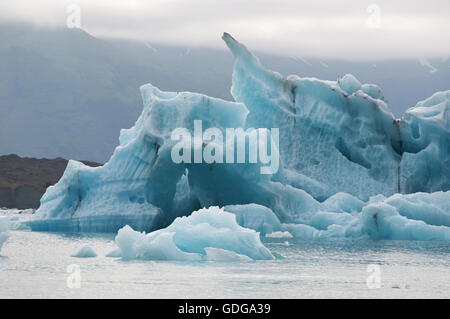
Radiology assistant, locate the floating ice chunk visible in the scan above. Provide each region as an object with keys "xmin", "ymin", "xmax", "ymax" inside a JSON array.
[
  {"xmin": 282, "ymin": 221, "xmax": 363, "ymax": 239},
  {"xmin": 224, "ymin": 204, "xmax": 353, "ymax": 239},
  {"xmin": 114, "ymin": 207, "xmax": 274, "ymax": 261},
  {"xmin": 105, "ymin": 248, "xmax": 122, "ymax": 258},
  {"xmin": 71, "ymin": 244, "xmax": 98, "ymax": 258},
  {"xmin": 385, "ymin": 192, "xmax": 450, "ymax": 227},
  {"xmin": 0, "ymin": 217, "xmax": 9, "ymax": 254},
  {"xmin": 283, "ymin": 223, "xmax": 319, "ymax": 239},
  {"xmin": 309, "ymin": 211, "xmax": 358, "ymax": 231},
  {"xmin": 265, "ymin": 231, "xmax": 293, "ymax": 239},
  {"xmin": 116, "ymin": 225, "xmax": 202, "ymax": 261},
  {"xmin": 310, "ymin": 191, "xmax": 450, "ymax": 240},
  {"xmin": 362, "ymin": 203, "xmax": 450, "ymax": 241},
  {"xmin": 225, "ymin": 204, "xmax": 282, "ymax": 236},
  {"xmin": 256, "ymin": 190, "xmax": 450, "ymax": 240}
]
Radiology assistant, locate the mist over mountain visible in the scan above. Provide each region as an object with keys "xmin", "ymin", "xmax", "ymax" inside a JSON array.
[{"xmin": 0, "ymin": 24, "xmax": 448, "ymax": 162}]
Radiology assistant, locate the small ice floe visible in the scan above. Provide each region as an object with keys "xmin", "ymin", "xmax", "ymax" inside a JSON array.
[
  {"xmin": 265, "ymin": 231, "xmax": 293, "ymax": 239},
  {"xmin": 71, "ymin": 244, "xmax": 97, "ymax": 258},
  {"xmin": 114, "ymin": 207, "xmax": 274, "ymax": 261}
]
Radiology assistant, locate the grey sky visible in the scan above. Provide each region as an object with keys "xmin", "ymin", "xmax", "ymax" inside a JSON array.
[{"xmin": 1, "ymin": 0, "xmax": 449, "ymax": 60}]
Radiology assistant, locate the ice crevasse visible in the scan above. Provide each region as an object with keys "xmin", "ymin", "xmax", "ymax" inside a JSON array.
[{"xmin": 27, "ymin": 33, "xmax": 450, "ymax": 242}]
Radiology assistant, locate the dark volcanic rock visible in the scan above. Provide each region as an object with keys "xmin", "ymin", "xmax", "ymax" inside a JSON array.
[{"xmin": 0, "ymin": 154, "xmax": 101, "ymax": 209}]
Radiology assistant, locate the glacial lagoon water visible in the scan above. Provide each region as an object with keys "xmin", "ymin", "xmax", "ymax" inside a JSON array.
[{"xmin": 1, "ymin": 229, "xmax": 449, "ymax": 298}]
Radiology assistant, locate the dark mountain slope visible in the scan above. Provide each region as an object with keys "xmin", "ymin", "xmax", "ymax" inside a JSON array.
[{"xmin": 0, "ymin": 154, "xmax": 101, "ymax": 209}]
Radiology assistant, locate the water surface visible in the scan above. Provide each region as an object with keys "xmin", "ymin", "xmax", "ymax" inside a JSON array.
[{"xmin": 1, "ymin": 230, "xmax": 448, "ymax": 298}]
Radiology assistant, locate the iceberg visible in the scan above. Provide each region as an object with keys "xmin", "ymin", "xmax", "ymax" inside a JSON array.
[
  {"xmin": 27, "ymin": 33, "xmax": 449, "ymax": 242},
  {"xmin": 362, "ymin": 203, "xmax": 450, "ymax": 241},
  {"xmin": 226, "ymin": 191, "xmax": 450, "ymax": 241},
  {"xmin": 27, "ymin": 80, "xmax": 321, "ymax": 231},
  {"xmin": 0, "ymin": 217, "xmax": 9, "ymax": 254},
  {"xmin": 71, "ymin": 244, "xmax": 98, "ymax": 258},
  {"xmin": 399, "ymin": 91, "xmax": 450, "ymax": 194},
  {"xmin": 223, "ymin": 33, "xmax": 450, "ymax": 200},
  {"xmin": 223, "ymin": 33, "xmax": 401, "ymax": 201},
  {"xmin": 114, "ymin": 207, "xmax": 274, "ymax": 261}
]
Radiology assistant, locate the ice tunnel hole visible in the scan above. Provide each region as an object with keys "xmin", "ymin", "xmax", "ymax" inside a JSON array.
[{"xmin": 128, "ymin": 195, "xmax": 145, "ymax": 204}]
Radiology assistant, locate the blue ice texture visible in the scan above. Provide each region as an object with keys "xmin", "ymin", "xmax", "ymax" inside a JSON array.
[
  {"xmin": 114, "ymin": 207, "xmax": 273, "ymax": 261},
  {"xmin": 71, "ymin": 244, "xmax": 98, "ymax": 258},
  {"xmin": 27, "ymin": 33, "xmax": 450, "ymax": 244}
]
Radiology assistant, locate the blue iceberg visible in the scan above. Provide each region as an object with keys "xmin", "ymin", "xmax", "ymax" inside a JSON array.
[
  {"xmin": 400, "ymin": 91, "xmax": 450, "ymax": 194},
  {"xmin": 227, "ymin": 192, "xmax": 450, "ymax": 241},
  {"xmin": 71, "ymin": 244, "xmax": 98, "ymax": 258},
  {"xmin": 28, "ymin": 33, "xmax": 449, "ymax": 242},
  {"xmin": 114, "ymin": 207, "xmax": 273, "ymax": 261}
]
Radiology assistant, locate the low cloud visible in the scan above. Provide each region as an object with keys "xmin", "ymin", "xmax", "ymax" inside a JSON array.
[{"xmin": 1, "ymin": 0, "xmax": 449, "ymax": 60}]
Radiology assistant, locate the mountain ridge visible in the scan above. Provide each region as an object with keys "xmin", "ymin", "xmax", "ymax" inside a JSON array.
[{"xmin": 0, "ymin": 154, "xmax": 101, "ymax": 209}]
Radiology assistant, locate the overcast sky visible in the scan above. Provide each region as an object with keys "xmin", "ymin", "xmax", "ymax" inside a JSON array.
[{"xmin": 1, "ymin": 0, "xmax": 449, "ymax": 60}]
